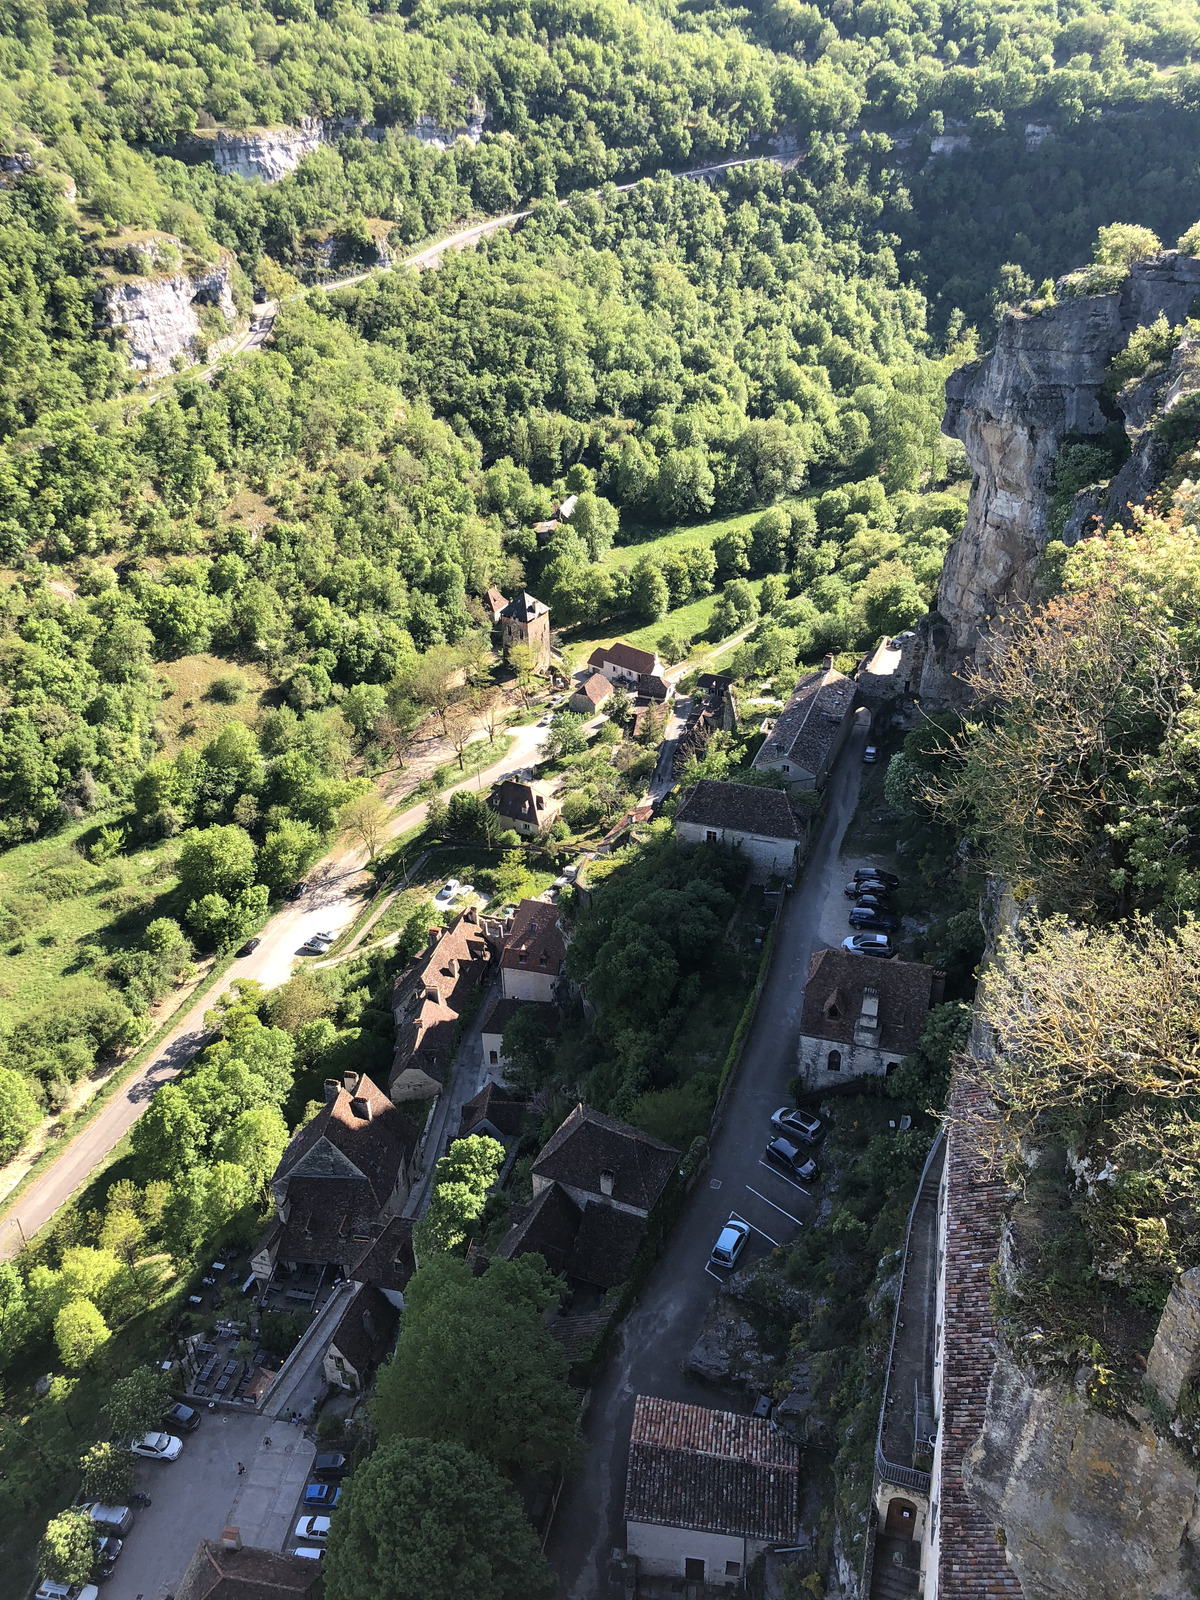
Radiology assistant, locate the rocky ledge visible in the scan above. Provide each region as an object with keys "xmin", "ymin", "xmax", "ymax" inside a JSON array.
[{"xmin": 94, "ymin": 236, "xmax": 238, "ymax": 374}]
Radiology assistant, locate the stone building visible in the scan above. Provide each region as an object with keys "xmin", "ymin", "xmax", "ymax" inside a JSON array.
[
  {"xmin": 752, "ymin": 655, "xmax": 856, "ymax": 790},
  {"xmin": 499, "ymin": 589, "xmax": 551, "ymax": 672},
  {"xmin": 623, "ymin": 1394, "xmax": 801, "ymax": 1586},
  {"xmin": 487, "ymin": 777, "xmax": 560, "ymax": 838},
  {"xmin": 389, "ymin": 906, "xmax": 493, "ymax": 1100},
  {"xmin": 796, "ymin": 949, "xmax": 944, "ymax": 1089},
  {"xmin": 674, "ymin": 778, "xmax": 805, "ymax": 884},
  {"xmin": 500, "ymin": 897, "xmax": 566, "ymax": 1002}
]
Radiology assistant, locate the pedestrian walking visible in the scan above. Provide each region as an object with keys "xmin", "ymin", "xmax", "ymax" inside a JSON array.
[
  {"xmin": 263, "ymin": 1435, "xmax": 272, "ymax": 1448},
  {"xmin": 236, "ymin": 1462, "xmax": 245, "ymax": 1476}
]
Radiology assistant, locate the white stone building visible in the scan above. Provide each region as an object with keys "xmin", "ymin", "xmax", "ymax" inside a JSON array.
[
  {"xmin": 796, "ymin": 948, "xmax": 944, "ymax": 1090},
  {"xmin": 674, "ymin": 778, "xmax": 805, "ymax": 883}
]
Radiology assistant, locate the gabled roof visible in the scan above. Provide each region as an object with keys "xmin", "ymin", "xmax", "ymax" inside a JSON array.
[
  {"xmin": 501, "ymin": 590, "xmax": 548, "ymax": 623},
  {"xmin": 624, "ymin": 1395, "xmax": 800, "ymax": 1543},
  {"xmin": 589, "ymin": 640, "xmax": 659, "ymax": 675},
  {"xmin": 799, "ymin": 948, "xmax": 944, "ymax": 1054},
  {"xmin": 327, "ymin": 1283, "xmax": 398, "ymax": 1375},
  {"xmin": 754, "ymin": 663, "xmax": 856, "ymax": 777},
  {"xmin": 501, "ymin": 898, "xmax": 566, "ymax": 977},
  {"xmin": 273, "ymin": 1073, "xmax": 420, "ymax": 1210},
  {"xmin": 676, "ymin": 779, "xmax": 802, "ymax": 841},
  {"xmin": 497, "ymin": 1181, "xmax": 582, "ymax": 1276},
  {"xmin": 533, "ymin": 1105, "xmax": 678, "ymax": 1212},
  {"xmin": 459, "ymin": 1079, "xmax": 528, "ymax": 1139},
  {"xmin": 574, "ymin": 672, "xmax": 613, "ymax": 705},
  {"xmin": 348, "ymin": 1214, "xmax": 417, "ymax": 1295},
  {"xmin": 276, "ymin": 1174, "xmax": 377, "ymax": 1266},
  {"xmin": 176, "ymin": 1540, "xmax": 320, "ymax": 1600},
  {"xmin": 488, "ymin": 779, "xmax": 557, "ymax": 824},
  {"xmin": 486, "ymin": 585, "xmax": 507, "ymax": 620}
]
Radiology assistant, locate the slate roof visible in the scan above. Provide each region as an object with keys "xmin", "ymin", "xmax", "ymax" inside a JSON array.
[
  {"xmin": 676, "ymin": 779, "xmax": 802, "ymax": 841},
  {"xmin": 501, "ymin": 591, "xmax": 549, "ymax": 623},
  {"xmin": 589, "ymin": 640, "xmax": 659, "ymax": 676},
  {"xmin": 501, "ymin": 898, "xmax": 566, "ymax": 978},
  {"xmin": 800, "ymin": 949, "xmax": 944, "ymax": 1055},
  {"xmin": 459, "ymin": 1080, "xmax": 528, "ymax": 1140},
  {"xmin": 176, "ymin": 1540, "xmax": 320, "ymax": 1600},
  {"xmin": 327, "ymin": 1282, "xmax": 398, "ymax": 1376},
  {"xmin": 348, "ymin": 1214, "xmax": 417, "ymax": 1296},
  {"xmin": 567, "ymin": 1201, "xmax": 647, "ymax": 1287},
  {"xmin": 624, "ymin": 1395, "xmax": 800, "ymax": 1542},
  {"xmin": 496, "ymin": 1181, "xmax": 582, "ymax": 1277},
  {"xmin": 754, "ymin": 663, "xmax": 855, "ymax": 778},
  {"xmin": 276, "ymin": 1174, "xmax": 376, "ymax": 1266},
  {"xmin": 272, "ymin": 1073, "xmax": 419, "ymax": 1210},
  {"xmin": 488, "ymin": 779, "xmax": 557, "ymax": 825},
  {"xmin": 481, "ymin": 996, "xmax": 533, "ymax": 1038},
  {"xmin": 573, "ymin": 672, "xmax": 613, "ymax": 706},
  {"xmin": 533, "ymin": 1105, "xmax": 678, "ymax": 1213}
]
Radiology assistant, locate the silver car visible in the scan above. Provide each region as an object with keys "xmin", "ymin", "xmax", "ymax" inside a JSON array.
[{"xmin": 710, "ymin": 1217, "xmax": 750, "ymax": 1268}]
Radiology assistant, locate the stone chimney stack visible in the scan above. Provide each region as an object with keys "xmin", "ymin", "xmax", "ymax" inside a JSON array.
[
  {"xmin": 822, "ymin": 652, "xmax": 835, "ymax": 672},
  {"xmin": 324, "ymin": 1078, "xmax": 340, "ymax": 1104},
  {"xmin": 599, "ymin": 1169, "xmax": 615, "ymax": 1198},
  {"xmin": 221, "ymin": 1526, "xmax": 242, "ymax": 1551}
]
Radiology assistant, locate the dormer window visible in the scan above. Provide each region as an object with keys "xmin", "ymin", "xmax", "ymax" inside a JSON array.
[
  {"xmin": 539, "ymin": 953, "xmax": 548, "ymax": 966},
  {"xmin": 518, "ymin": 951, "xmax": 527, "ymax": 964},
  {"xmin": 599, "ymin": 1169, "xmax": 615, "ymax": 1197}
]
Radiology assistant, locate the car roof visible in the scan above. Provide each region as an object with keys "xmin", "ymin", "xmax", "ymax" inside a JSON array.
[{"xmin": 769, "ymin": 1136, "xmax": 800, "ymax": 1155}]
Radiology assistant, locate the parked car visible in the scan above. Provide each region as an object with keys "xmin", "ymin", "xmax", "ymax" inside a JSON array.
[
  {"xmin": 78, "ymin": 1504, "xmax": 134, "ymax": 1537},
  {"xmin": 94, "ymin": 1535, "xmax": 123, "ymax": 1581},
  {"xmin": 845, "ymin": 879, "xmax": 889, "ymax": 898},
  {"xmin": 36, "ymin": 1582, "xmax": 99, "ymax": 1600},
  {"xmin": 854, "ymin": 867, "xmax": 899, "ymax": 887},
  {"xmin": 852, "ymin": 893, "xmax": 889, "ymax": 910},
  {"xmin": 862, "ymin": 744, "xmax": 878, "ymax": 763},
  {"xmin": 131, "ymin": 1431, "xmax": 182, "ymax": 1462},
  {"xmin": 433, "ymin": 879, "xmax": 460, "ymax": 907},
  {"xmin": 294, "ymin": 1516, "xmax": 332, "ymax": 1541},
  {"xmin": 237, "ymin": 937, "xmax": 260, "ymax": 956},
  {"xmin": 287, "ymin": 880, "xmax": 308, "ymax": 900},
  {"xmin": 313, "ymin": 1452, "xmax": 348, "ymax": 1479},
  {"xmin": 164, "ymin": 1402, "xmax": 199, "ymax": 1433},
  {"xmin": 304, "ymin": 1483, "xmax": 342, "ymax": 1507},
  {"xmin": 292, "ymin": 1548, "xmax": 324, "ymax": 1561},
  {"xmin": 709, "ymin": 1217, "xmax": 751, "ymax": 1269},
  {"xmin": 771, "ymin": 1107, "xmax": 824, "ymax": 1144},
  {"xmin": 765, "ymin": 1137, "xmax": 818, "ymax": 1181},
  {"xmin": 848, "ymin": 907, "xmax": 899, "ymax": 932},
  {"xmin": 842, "ymin": 933, "xmax": 894, "ymax": 958}
]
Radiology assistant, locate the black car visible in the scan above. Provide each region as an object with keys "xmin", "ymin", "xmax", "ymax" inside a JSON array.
[
  {"xmin": 313, "ymin": 1452, "xmax": 348, "ymax": 1479},
  {"xmin": 765, "ymin": 1136, "xmax": 818, "ymax": 1181},
  {"xmin": 237, "ymin": 937, "xmax": 261, "ymax": 957},
  {"xmin": 845, "ymin": 879, "xmax": 891, "ymax": 898},
  {"xmin": 94, "ymin": 1533, "xmax": 123, "ymax": 1581},
  {"xmin": 164, "ymin": 1402, "xmax": 200, "ymax": 1433},
  {"xmin": 854, "ymin": 868, "xmax": 899, "ymax": 887},
  {"xmin": 848, "ymin": 907, "xmax": 899, "ymax": 932},
  {"xmin": 853, "ymin": 893, "xmax": 888, "ymax": 910}
]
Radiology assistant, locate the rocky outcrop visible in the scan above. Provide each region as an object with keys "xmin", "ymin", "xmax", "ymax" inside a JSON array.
[
  {"xmin": 407, "ymin": 97, "xmax": 487, "ymax": 149},
  {"xmin": 926, "ymin": 251, "xmax": 1200, "ymax": 696},
  {"xmin": 95, "ymin": 239, "xmax": 237, "ymax": 373},
  {"xmin": 1147, "ymin": 1268, "xmax": 1200, "ymax": 1411},
  {"xmin": 964, "ymin": 1355, "xmax": 1200, "ymax": 1600},
  {"xmin": 214, "ymin": 118, "xmax": 324, "ymax": 181}
]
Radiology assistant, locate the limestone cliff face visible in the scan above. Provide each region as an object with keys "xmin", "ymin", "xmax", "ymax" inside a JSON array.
[
  {"xmin": 925, "ymin": 251, "xmax": 1200, "ymax": 695},
  {"xmin": 214, "ymin": 118, "xmax": 324, "ymax": 181},
  {"xmin": 964, "ymin": 1356, "xmax": 1200, "ymax": 1600},
  {"xmin": 95, "ymin": 239, "xmax": 237, "ymax": 373}
]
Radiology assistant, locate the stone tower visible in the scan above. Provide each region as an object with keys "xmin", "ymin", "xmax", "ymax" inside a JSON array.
[{"xmin": 499, "ymin": 591, "xmax": 551, "ymax": 672}]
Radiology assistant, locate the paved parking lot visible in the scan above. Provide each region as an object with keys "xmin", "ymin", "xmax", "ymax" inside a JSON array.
[{"xmin": 106, "ymin": 1417, "xmax": 314, "ymax": 1600}]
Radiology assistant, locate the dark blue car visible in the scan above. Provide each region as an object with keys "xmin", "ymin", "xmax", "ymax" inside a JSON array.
[{"xmin": 848, "ymin": 907, "xmax": 898, "ymax": 932}]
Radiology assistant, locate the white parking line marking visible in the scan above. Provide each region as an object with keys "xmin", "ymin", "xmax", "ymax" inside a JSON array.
[
  {"xmin": 757, "ymin": 1161, "xmax": 812, "ymax": 1197},
  {"xmin": 704, "ymin": 1264, "xmax": 724, "ymax": 1282},
  {"xmin": 745, "ymin": 1186, "xmax": 803, "ymax": 1228}
]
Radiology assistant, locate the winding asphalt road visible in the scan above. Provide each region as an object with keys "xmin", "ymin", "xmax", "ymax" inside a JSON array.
[
  {"xmin": 548, "ymin": 707, "xmax": 874, "ymax": 1598},
  {"xmin": 0, "ymin": 719, "xmax": 552, "ymax": 1259}
]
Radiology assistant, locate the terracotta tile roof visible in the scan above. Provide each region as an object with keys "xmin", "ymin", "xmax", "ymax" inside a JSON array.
[
  {"xmin": 348, "ymin": 1214, "xmax": 417, "ymax": 1295},
  {"xmin": 394, "ymin": 988, "xmax": 460, "ymax": 1082},
  {"xmin": 327, "ymin": 1283, "xmax": 398, "ymax": 1377},
  {"xmin": 496, "ymin": 1181, "xmax": 582, "ymax": 1276},
  {"xmin": 624, "ymin": 1395, "xmax": 800, "ymax": 1542},
  {"xmin": 589, "ymin": 640, "xmax": 659, "ymax": 675},
  {"xmin": 176, "ymin": 1540, "xmax": 320, "ymax": 1600},
  {"xmin": 533, "ymin": 1105, "xmax": 679, "ymax": 1213},
  {"xmin": 273, "ymin": 1073, "xmax": 420, "ymax": 1210},
  {"xmin": 501, "ymin": 898, "xmax": 566, "ymax": 977},
  {"xmin": 676, "ymin": 779, "xmax": 803, "ymax": 841},
  {"xmin": 487, "ymin": 585, "xmax": 507, "ymax": 620},
  {"xmin": 459, "ymin": 1080, "xmax": 528, "ymax": 1140},
  {"xmin": 937, "ymin": 1080, "xmax": 1015, "ymax": 1597},
  {"xmin": 574, "ymin": 672, "xmax": 613, "ymax": 705},
  {"xmin": 754, "ymin": 663, "xmax": 855, "ymax": 778},
  {"xmin": 415, "ymin": 907, "xmax": 490, "ymax": 1000},
  {"xmin": 799, "ymin": 949, "xmax": 944, "ymax": 1055},
  {"xmin": 501, "ymin": 590, "xmax": 548, "ymax": 623},
  {"xmin": 567, "ymin": 1201, "xmax": 647, "ymax": 1287}
]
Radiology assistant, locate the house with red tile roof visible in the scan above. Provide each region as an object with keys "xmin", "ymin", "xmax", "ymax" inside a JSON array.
[
  {"xmin": 500, "ymin": 897, "xmax": 566, "ymax": 1003},
  {"xmin": 623, "ymin": 1394, "xmax": 801, "ymax": 1585},
  {"xmin": 570, "ymin": 672, "xmax": 614, "ymax": 714},
  {"xmin": 390, "ymin": 906, "xmax": 493, "ymax": 1100}
]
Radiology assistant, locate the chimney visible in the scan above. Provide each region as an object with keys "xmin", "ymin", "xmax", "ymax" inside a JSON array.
[
  {"xmin": 351, "ymin": 1096, "xmax": 372, "ymax": 1122},
  {"xmin": 324, "ymin": 1078, "xmax": 340, "ymax": 1103},
  {"xmin": 822, "ymin": 652, "xmax": 834, "ymax": 672},
  {"xmin": 427, "ymin": 927, "xmax": 441, "ymax": 950},
  {"xmin": 221, "ymin": 1526, "xmax": 242, "ymax": 1552},
  {"xmin": 464, "ymin": 905, "xmax": 479, "ymax": 926},
  {"xmin": 599, "ymin": 1169, "xmax": 615, "ymax": 1197},
  {"xmin": 344, "ymin": 1071, "xmax": 360, "ymax": 1094},
  {"xmin": 854, "ymin": 987, "xmax": 881, "ymax": 1047}
]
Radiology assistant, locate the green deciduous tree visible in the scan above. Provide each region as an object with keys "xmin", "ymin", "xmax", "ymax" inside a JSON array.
[
  {"xmin": 0, "ymin": 1066, "xmax": 41, "ymax": 1160},
  {"xmin": 54, "ymin": 1297, "xmax": 110, "ymax": 1368},
  {"xmin": 414, "ymin": 1135, "xmax": 505, "ymax": 1256},
  {"xmin": 38, "ymin": 1509, "xmax": 96, "ymax": 1585},
  {"xmin": 323, "ymin": 1436, "xmax": 553, "ymax": 1600},
  {"xmin": 79, "ymin": 1440, "xmax": 135, "ymax": 1504},
  {"xmin": 106, "ymin": 1364, "xmax": 173, "ymax": 1441}
]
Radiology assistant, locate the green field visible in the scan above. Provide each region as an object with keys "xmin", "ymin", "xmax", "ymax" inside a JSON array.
[{"xmin": 598, "ymin": 508, "xmax": 762, "ymax": 574}]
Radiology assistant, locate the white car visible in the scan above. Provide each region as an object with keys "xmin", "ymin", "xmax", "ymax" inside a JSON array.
[
  {"xmin": 291, "ymin": 1547, "xmax": 324, "ymax": 1561},
  {"xmin": 710, "ymin": 1217, "xmax": 751, "ymax": 1269},
  {"xmin": 36, "ymin": 1584, "xmax": 100, "ymax": 1600},
  {"xmin": 131, "ymin": 1431, "xmax": 182, "ymax": 1462},
  {"xmin": 294, "ymin": 1516, "xmax": 331, "ymax": 1541},
  {"xmin": 433, "ymin": 879, "xmax": 460, "ymax": 907}
]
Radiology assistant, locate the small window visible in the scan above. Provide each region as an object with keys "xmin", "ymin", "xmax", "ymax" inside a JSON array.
[
  {"xmin": 684, "ymin": 1559, "xmax": 705, "ymax": 1581},
  {"xmin": 886, "ymin": 1060, "xmax": 900, "ymax": 1074},
  {"xmin": 725, "ymin": 1561, "xmax": 742, "ymax": 1577},
  {"xmin": 782, "ymin": 763, "xmax": 790, "ymax": 772},
  {"xmin": 489, "ymin": 1049, "xmax": 498, "ymax": 1065},
  {"xmin": 518, "ymin": 952, "xmax": 527, "ymax": 964},
  {"xmin": 827, "ymin": 1005, "xmax": 840, "ymax": 1019},
  {"xmin": 827, "ymin": 1049, "xmax": 842, "ymax": 1072},
  {"xmin": 706, "ymin": 829, "xmax": 718, "ymax": 843}
]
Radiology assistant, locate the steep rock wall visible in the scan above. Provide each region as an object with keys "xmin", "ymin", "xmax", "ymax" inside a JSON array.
[
  {"xmin": 924, "ymin": 252, "xmax": 1200, "ymax": 696},
  {"xmin": 964, "ymin": 1356, "xmax": 1200, "ymax": 1600},
  {"xmin": 214, "ymin": 118, "xmax": 324, "ymax": 181},
  {"xmin": 96, "ymin": 245, "xmax": 237, "ymax": 373}
]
